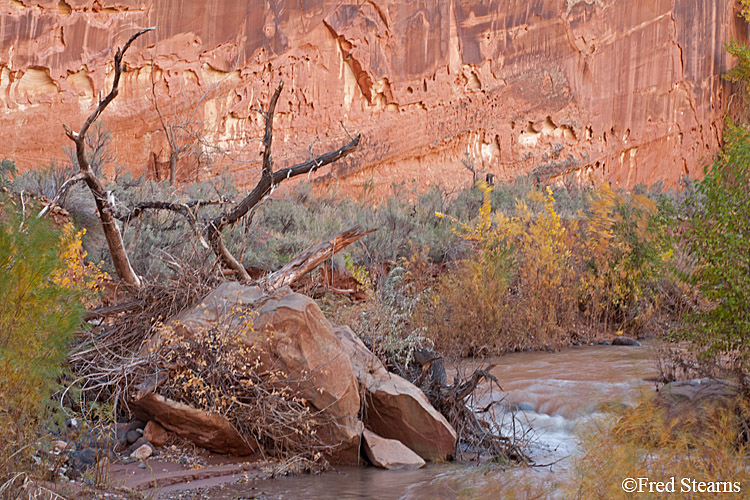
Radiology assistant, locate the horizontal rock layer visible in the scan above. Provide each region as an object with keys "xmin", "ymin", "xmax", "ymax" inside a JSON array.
[{"xmin": 0, "ymin": 0, "xmax": 745, "ymax": 192}]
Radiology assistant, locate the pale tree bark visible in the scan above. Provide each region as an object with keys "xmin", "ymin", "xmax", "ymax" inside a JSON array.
[
  {"xmin": 43, "ymin": 27, "xmax": 155, "ymax": 288},
  {"xmin": 262, "ymin": 226, "xmax": 375, "ymax": 292}
]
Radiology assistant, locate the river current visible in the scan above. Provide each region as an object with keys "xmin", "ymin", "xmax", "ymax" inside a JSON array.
[{"xmin": 215, "ymin": 342, "xmax": 658, "ymax": 499}]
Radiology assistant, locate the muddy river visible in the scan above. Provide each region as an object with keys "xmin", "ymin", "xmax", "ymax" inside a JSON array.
[{"xmin": 214, "ymin": 342, "xmax": 659, "ymax": 499}]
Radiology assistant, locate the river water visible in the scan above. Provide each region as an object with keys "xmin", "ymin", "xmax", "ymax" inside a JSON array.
[{"xmin": 216, "ymin": 342, "xmax": 659, "ymax": 499}]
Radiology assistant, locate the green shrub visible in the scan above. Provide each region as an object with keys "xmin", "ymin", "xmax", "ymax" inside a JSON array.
[
  {"xmin": 679, "ymin": 121, "xmax": 750, "ymax": 371},
  {"xmin": 0, "ymin": 194, "xmax": 86, "ymax": 485},
  {"xmin": 0, "ymin": 159, "xmax": 16, "ymax": 188}
]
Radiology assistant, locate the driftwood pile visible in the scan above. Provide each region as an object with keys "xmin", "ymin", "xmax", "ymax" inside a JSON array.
[{"xmin": 411, "ymin": 349, "xmax": 530, "ymax": 463}]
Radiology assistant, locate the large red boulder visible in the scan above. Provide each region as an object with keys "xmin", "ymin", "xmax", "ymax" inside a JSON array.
[
  {"xmin": 133, "ymin": 283, "xmax": 362, "ymax": 462},
  {"xmin": 334, "ymin": 326, "xmax": 457, "ymax": 461}
]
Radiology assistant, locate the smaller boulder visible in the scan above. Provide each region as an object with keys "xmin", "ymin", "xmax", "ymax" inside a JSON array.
[
  {"xmin": 130, "ymin": 443, "xmax": 153, "ymax": 460},
  {"xmin": 132, "ymin": 393, "xmax": 254, "ymax": 455},
  {"xmin": 362, "ymin": 430, "xmax": 425, "ymax": 470},
  {"xmin": 612, "ymin": 336, "xmax": 641, "ymax": 346},
  {"xmin": 334, "ymin": 326, "xmax": 457, "ymax": 461},
  {"xmin": 658, "ymin": 378, "xmax": 738, "ymax": 421},
  {"xmin": 127, "ymin": 436, "xmax": 150, "ymax": 455},
  {"xmin": 70, "ymin": 448, "xmax": 97, "ymax": 474},
  {"xmin": 144, "ymin": 421, "xmax": 169, "ymax": 448},
  {"xmin": 126, "ymin": 429, "xmax": 142, "ymax": 444}
]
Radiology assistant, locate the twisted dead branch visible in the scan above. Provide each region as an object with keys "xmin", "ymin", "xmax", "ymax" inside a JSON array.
[
  {"xmin": 205, "ymin": 82, "xmax": 361, "ymax": 277},
  {"xmin": 41, "ymin": 27, "xmax": 155, "ymax": 288},
  {"xmin": 410, "ymin": 352, "xmax": 531, "ymax": 463}
]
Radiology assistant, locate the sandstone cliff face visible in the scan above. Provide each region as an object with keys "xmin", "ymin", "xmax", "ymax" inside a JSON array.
[{"xmin": 0, "ymin": 0, "xmax": 744, "ymax": 192}]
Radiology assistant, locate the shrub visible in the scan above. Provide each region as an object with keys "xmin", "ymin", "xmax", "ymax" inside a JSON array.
[
  {"xmin": 568, "ymin": 394, "xmax": 750, "ymax": 499},
  {"xmin": 421, "ymin": 181, "xmax": 515, "ymax": 355},
  {"xmin": 678, "ymin": 121, "xmax": 750, "ymax": 373},
  {"xmin": 418, "ymin": 180, "xmax": 673, "ymax": 355},
  {"xmin": 0, "ymin": 194, "xmax": 89, "ymax": 488},
  {"xmin": 579, "ymin": 184, "xmax": 670, "ymax": 333},
  {"xmin": 0, "ymin": 159, "xmax": 16, "ymax": 188},
  {"xmin": 330, "ymin": 251, "xmax": 434, "ymax": 373},
  {"xmin": 421, "ymin": 181, "xmax": 580, "ymax": 355},
  {"xmin": 495, "ymin": 186, "xmax": 578, "ymax": 344}
]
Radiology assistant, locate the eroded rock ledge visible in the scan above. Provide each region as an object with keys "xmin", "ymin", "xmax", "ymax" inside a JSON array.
[{"xmin": 0, "ymin": 1, "xmax": 744, "ymax": 191}]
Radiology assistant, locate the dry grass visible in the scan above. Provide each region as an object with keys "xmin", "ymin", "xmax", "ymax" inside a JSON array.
[{"xmin": 567, "ymin": 393, "xmax": 750, "ymax": 499}]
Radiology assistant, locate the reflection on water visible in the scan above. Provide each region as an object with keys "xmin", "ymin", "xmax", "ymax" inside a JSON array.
[
  {"xmin": 214, "ymin": 343, "xmax": 659, "ymax": 500},
  {"xmin": 241, "ymin": 464, "xmax": 462, "ymax": 500}
]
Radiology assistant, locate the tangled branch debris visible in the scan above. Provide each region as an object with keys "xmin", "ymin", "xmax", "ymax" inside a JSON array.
[
  {"xmin": 152, "ymin": 311, "xmax": 334, "ymax": 470},
  {"xmin": 68, "ymin": 262, "xmax": 218, "ymax": 412},
  {"xmin": 410, "ymin": 350, "xmax": 530, "ymax": 463}
]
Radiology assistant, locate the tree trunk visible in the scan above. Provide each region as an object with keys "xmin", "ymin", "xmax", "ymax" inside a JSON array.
[
  {"xmin": 169, "ymin": 150, "xmax": 177, "ymax": 185},
  {"xmin": 59, "ymin": 28, "xmax": 155, "ymax": 288}
]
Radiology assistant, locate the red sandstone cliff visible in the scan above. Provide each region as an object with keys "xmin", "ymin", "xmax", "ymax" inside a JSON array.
[{"xmin": 0, "ymin": 0, "xmax": 745, "ymax": 192}]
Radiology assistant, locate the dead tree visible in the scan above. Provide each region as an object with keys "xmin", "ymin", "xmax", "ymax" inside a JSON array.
[
  {"xmin": 149, "ymin": 40, "xmax": 236, "ymax": 185},
  {"xmin": 41, "ymin": 27, "xmax": 156, "ymax": 288},
  {"xmin": 41, "ymin": 29, "xmax": 363, "ymax": 290},
  {"xmin": 203, "ymin": 81, "xmax": 361, "ymax": 280}
]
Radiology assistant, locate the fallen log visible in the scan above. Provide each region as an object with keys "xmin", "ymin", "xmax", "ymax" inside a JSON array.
[{"xmin": 262, "ymin": 226, "xmax": 376, "ymax": 292}]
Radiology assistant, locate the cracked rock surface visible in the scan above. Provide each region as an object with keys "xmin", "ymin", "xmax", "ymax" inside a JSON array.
[{"xmin": 0, "ymin": 0, "xmax": 741, "ymax": 190}]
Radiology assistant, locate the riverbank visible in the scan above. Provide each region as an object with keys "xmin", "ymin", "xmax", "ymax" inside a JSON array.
[{"xmin": 108, "ymin": 339, "xmax": 658, "ymax": 500}]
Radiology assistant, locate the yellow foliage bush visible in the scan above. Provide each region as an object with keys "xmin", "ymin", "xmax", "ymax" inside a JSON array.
[
  {"xmin": 427, "ymin": 181, "xmax": 514, "ymax": 354},
  {"xmin": 494, "ymin": 186, "xmax": 578, "ymax": 345},
  {"xmin": 426, "ymin": 182, "xmax": 578, "ymax": 354},
  {"xmin": 422, "ymin": 181, "xmax": 670, "ymax": 355},
  {"xmin": 0, "ymin": 195, "xmax": 99, "ymax": 489},
  {"xmin": 53, "ymin": 224, "xmax": 107, "ymax": 304},
  {"xmin": 579, "ymin": 184, "xmax": 666, "ymax": 332},
  {"xmin": 568, "ymin": 394, "xmax": 750, "ymax": 499}
]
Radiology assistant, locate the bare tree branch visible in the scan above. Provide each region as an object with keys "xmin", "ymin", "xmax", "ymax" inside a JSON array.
[
  {"xmin": 114, "ymin": 199, "xmax": 230, "ymax": 250},
  {"xmin": 113, "ymin": 199, "xmax": 231, "ymax": 224},
  {"xmin": 272, "ymin": 135, "xmax": 360, "ymax": 183},
  {"xmin": 261, "ymin": 82, "xmax": 283, "ymax": 178},
  {"xmin": 203, "ymin": 81, "xmax": 361, "ymax": 275},
  {"xmin": 215, "ymin": 233, "xmax": 251, "ymax": 281},
  {"xmin": 60, "ymin": 27, "xmax": 155, "ymax": 288},
  {"xmin": 38, "ymin": 172, "xmax": 87, "ymax": 218},
  {"xmin": 76, "ymin": 27, "xmax": 156, "ymax": 141},
  {"xmin": 206, "ymin": 135, "xmax": 360, "ymax": 241}
]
